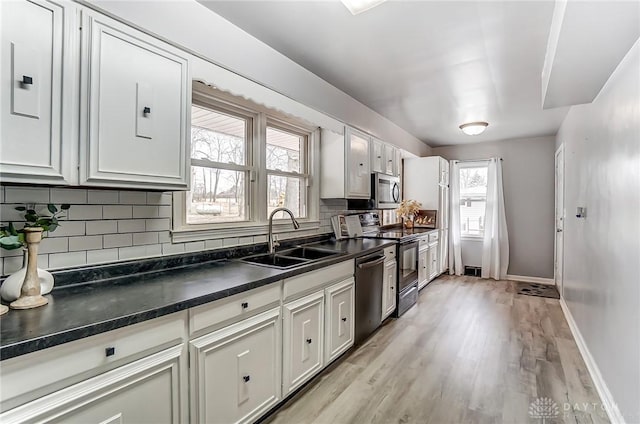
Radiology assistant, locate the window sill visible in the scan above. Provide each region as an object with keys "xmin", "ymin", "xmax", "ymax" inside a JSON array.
[{"xmin": 171, "ymin": 220, "xmax": 321, "ymax": 243}]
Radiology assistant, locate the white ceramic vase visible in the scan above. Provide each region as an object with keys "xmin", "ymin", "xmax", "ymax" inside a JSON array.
[{"xmin": 0, "ymin": 248, "xmax": 54, "ymax": 302}]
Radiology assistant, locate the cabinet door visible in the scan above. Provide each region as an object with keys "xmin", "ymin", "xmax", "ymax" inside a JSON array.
[
  {"xmin": 283, "ymin": 291, "xmax": 324, "ymax": 395},
  {"xmin": 0, "ymin": 345, "xmax": 185, "ymax": 424},
  {"xmin": 439, "ymin": 231, "xmax": 449, "ymax": 274},
  {"xmin": 394, "ymin": 149, "xmax": 402, "ymax": 177},
  {"xmin": 0, "ymin": 0, "xmax": 75, "ymax": 184},
  {"xmin": 384, "ymin": 144, "xmax": 395, "ymax": 175},
  {"xmin": 382, "ymin": 260, "xmax": 397, "ymax": 319},
  {"xmin": 439, "ymin": 186, "xmax": 449, "ymax": 229},
  {"xmin": 418, "ymin": 248, "xmax": 429, "ymax": 290},
  {"xmin": 345, "ymin": 127, "xmax": 370, "ymax": 198},
  {"xmin": 325, "ymin": 278, "xmax": 355, "ymax": 364},
  {"xmin": 370, "ymin": 138, "xmax": 384, "ymax": 174},
  {"xmin": 429, "ymin": 243, "xmax": 439, "ymax": 280},
  {"xmin": 190, "ymin": 308, "xmax": 281, "ymax": 424},
  {"xmin": 440, "ymin": 157, "xmax": 450, "ymax": 186},
  {"xmin": 81, "ymin": 11, "xmax": 189, "ymax": 190}
]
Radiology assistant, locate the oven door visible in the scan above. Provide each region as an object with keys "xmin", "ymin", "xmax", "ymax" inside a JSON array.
[
  {"xmin": 398, "ymin": 240, "xmax": 418, "ymax": 291},
  {"xmin": 374, "ymin": 173, "xmax": 400, "ymax": 209}
]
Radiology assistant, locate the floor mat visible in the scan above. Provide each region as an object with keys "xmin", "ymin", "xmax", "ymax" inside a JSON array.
[{"xmin": 515, "ymin": 282, "xmax": 560, "ymax": 299}]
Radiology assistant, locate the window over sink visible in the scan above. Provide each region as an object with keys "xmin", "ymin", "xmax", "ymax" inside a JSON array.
[{"xmin": 172, "ymin": 83, "xmax": 319, "ymax": 242}]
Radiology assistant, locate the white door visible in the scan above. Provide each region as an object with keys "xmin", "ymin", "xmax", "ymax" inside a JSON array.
[
  {"xmin": 382, "ymin": 260, "xmax": 397, "ymax": 319},
  {"xmin": 346, "ymin": 128, "xmax": 370, "ymax": 198},
  {"xmin": 384, "ymin": 144, "xmax": 395, "ymax": 175},
  {"xmin": 370, "ymin": 138, "xmax": 384, "ymax": 173},
  {"xmin": 554, "ymin": 145, "xmax": 565, "ymax": 296},
  {"xmin": 418, "ymin": 248, "xmax": 429, "ymax": 290}
]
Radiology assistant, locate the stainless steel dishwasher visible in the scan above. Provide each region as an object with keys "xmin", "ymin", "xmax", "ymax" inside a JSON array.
[{"xmin": 354, "ymin": 250, "xmax": 385, "ymax": 345}]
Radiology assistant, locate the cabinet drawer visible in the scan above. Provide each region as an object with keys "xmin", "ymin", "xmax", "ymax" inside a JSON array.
[
  {"xmin": 189, "ymin": 283, "xmax": 281, "ymax": 337},
  {"xmin": 283, "ymin": 260, "xmax": 353, "ymax": 302},
  {"xmin": 428, "ymin": 232, "xmax": 439, "ymax": 243},
  {"xmin": 0, "ymin": 311, "xmax": 187, "ymax": 411},
  {"xmin": 1, "ymin": 344, "xmax": 185, "ymax": 424},
  {"xmin": 383, "ymin": 246, "xmax": 396, "ymax": 261}
]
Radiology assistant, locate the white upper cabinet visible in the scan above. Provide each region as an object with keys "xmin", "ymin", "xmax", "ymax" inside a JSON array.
[
  {"xmin": 384, "ymin": 143, "xmax": 396, "ymax": 176},
  {"xmin": 0, "ymin": 0, "xmax": 76, "ymax": 185},
  {"xmin": 320, "ymin": 126, "xmax": 370, "ymax": 199},
  {"xmin": 371, "ymin": 138, "xmax": 385, "ymax": 173},
  {"xmin": 80, "ymin": 10, "xmax": 190, "ymax": 190}
]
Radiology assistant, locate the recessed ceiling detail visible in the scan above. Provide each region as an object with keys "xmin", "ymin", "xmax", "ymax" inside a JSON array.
[{"xmin": 198, "ymin": 1, "xmax": 575, "ymax": 146}]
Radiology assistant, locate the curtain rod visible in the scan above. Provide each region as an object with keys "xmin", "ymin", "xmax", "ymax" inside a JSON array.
[{"xmin": 452, "ymin": 158, "xmax": 502, "ymax": 163}]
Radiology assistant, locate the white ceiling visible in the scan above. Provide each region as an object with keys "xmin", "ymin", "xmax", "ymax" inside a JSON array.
[{"xmin": 198, "ymin": 1, "xmax": 575, "ymax": 147}]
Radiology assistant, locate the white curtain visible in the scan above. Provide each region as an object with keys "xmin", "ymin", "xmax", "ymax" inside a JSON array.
[
  {"xmin": 481, "ymin": 158, "xmax": 509, "ymax": 280},
  {"xmin": 449, "ymin": 161, "xmax": 464, "ymax": 275}
]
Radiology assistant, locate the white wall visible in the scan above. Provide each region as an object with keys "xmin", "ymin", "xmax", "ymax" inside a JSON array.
[
  {"xmin": 85, "ymin": 0, "xmax": 431, "ymax": 157},
  {"xmin": 433, "ymin": 136, "xmax": 556, "ymax": 278},
  {"xmin": 556, "ymin": 39, "xmax": 640, "ymax": 423}
]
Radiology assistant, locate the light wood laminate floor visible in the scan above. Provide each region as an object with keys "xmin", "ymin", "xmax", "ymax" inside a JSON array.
[{"xmin": 269, "ymin": 275, "xmax": 609, "ymax": 424}]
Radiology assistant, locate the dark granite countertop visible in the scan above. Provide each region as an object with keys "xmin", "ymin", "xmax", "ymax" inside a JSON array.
[{"xmin": 0, "ymin": 238, "xmax": 394, "ymax": 361}]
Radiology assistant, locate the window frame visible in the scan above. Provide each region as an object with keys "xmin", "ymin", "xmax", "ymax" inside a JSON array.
[
  {"xmin": 172, "ymin": 85, "xmax": 320, "ymax": 243},
  {"xmin": 457, "ymin": 161, "xmax": 489, "ymax": 240}
]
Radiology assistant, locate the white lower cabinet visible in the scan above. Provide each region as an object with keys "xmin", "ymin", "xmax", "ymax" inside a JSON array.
[
  {"xmin": 382, "ymin": 260, "xmax": 397, "ymax": 319},
  {"xmin": 324, "ymin": 278, "xmax": 355, "ymax": 364},
  {"xmin": 418, "ymin": 246, "xmax": 429, "ymax": 290},
  {"xmin": 189, "ymin": 307, "xmax": 281, "ymax": 424},
  {"xmin": 429, "ymin": 242, "xmax": 439, "ymax": 280},
  {"xmin": 282, "ymin": 291, "xmax": 325, "ymax": 395}
]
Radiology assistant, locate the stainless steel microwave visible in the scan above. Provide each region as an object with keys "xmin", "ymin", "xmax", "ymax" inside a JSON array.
[{"xmin": 372, "ymin": 173, "xmax": 400, "ymax": 209}]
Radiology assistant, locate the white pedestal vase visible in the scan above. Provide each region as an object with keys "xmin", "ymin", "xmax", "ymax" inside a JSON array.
[
  {"xmin": 10, "ymin": 228, "xmax": 49, "ymax": 310},
  {"xmin": 0, "ymin": 249, "xmax": 54, "ymax": 302}
]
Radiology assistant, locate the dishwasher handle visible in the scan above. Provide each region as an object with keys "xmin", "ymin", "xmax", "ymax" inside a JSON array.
[{"xmin": 357, "ymin": 256, "xmax": 385, "ymax": 269}]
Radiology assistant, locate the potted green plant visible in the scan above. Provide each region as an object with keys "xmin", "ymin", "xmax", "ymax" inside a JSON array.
[{"xmin": 0, "ymin": 204, "xmax": 70, "ymax": 312}]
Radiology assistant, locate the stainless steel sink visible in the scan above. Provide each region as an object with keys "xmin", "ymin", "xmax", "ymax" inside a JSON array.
[{"xmin": 241, "ymin": 246, "xmax": 342, "ymax": 268}]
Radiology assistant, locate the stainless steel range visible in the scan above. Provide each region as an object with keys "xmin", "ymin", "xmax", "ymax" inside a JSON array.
[{"xmin": 357, "ymin": 213, "xmax": 433, "ymax": 317}]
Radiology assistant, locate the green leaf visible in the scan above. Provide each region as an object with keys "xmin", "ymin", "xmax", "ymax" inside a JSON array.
[
  {"xmin": 0, "ymin": 235, "xmax": 22, "ymax": 250},
  {"xmin": 26, "ymin": 209, "xmax": 36, "ymax": 215},
  {"xmin": 8, "ymin": 222, "xmax": 17, "ymax": 236},
  {"xmin": 24, "ymin": 214, "xmax": 37, "ymax": 223},
  {"xmin": 14, "ymin": 206, "xmax": 26, "ymax": 212},
  {"xmin": 47, "ymin": 223, "xmax": 58, "ymax": 232},
  {"xmin": 60, "ymin": 204, "xmax": 71, "ymax": 210},
  {"xmin": 17, "ymin": 233, "xmax": 25, "ymax": 244},
  {"xmin": 47, "ymin": 204, "xmax": 58, "ymax": 214}
]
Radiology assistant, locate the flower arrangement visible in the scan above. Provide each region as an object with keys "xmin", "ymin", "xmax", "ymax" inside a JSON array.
[
  {"xmin": 396, "ymin": 199, "xmax": 421, "ymax": 219},
  {"xmin": 0, "ymin": 204, "xmax": 70, "ymax": 250}
]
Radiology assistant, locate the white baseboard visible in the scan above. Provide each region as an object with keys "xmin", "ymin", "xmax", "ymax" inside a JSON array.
[
  {"xmin": 559, "ymin": 298, "xmax": 625, "ymax": 424},
  {"xmin": 505, "ymin": 274, "xmax": 555, "ymax": 285}
]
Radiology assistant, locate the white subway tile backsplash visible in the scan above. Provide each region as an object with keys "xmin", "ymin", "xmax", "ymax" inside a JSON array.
[
  {"xmin": 48, "ymin": 221, "xmax": 85, "ymax": 238},
  {"xmin": 103, "ymin": 205, "xmax": 133, "ymax": 219},
  {"xmin": 253, "ymin": 235, "xmax": 267, "ymax": 243},
  {"xmin": 1, "ymin": 204, "xmax": 27, "ymax": 222},
  {"xmin": 5, "ymin": 187, "xmax": 49, "ymax": 203},
  {"xmin": 159, "ymin": 205, "xmax": 172, "ymax": 218},
  {"xmin": 87, "ymin": 248, "xmax": 119, "ymax": 264},
  {"xmin": 87, "ymin": 190, "xmax": 119, "ymax": 204},
  {"xmin": 146, "ymin": 192, "xmax": 172, "ymax": 205},
  {"xmin": 0, "ymin": 187, "xmax": 4, "ymax": 203},
  {"xmin": 133, "ymin": 232, "xmax": 159, "ymax": 246},
  {"xmin": 158, "ymin": 231, "xmax": 171, "ymax": 243},
  {"xmin": 205, "ymin": 239, "xmax": 223, "ymax": 250},
  {"xmin": 145, "ymin": 218, "xmax": 170, "ymax": 231},
  {"xmin": 238, "ymin": 236, "xmax": 253, "ymax": 246},
  {"xmin": 222, "ymin": 238, "xmax": 239, "ymax": 247},
  {"xmin": 39, "ymin": 237, "xmax": 69, "ymax": 254},
  {"xmin": 118, "ymin": 219, "xmax": 145, "ymax": 233},
  {"xmin": 86, "ymin": 220, "xmax": 118, "ymax": 235},
  {"xmin": 67, "ymin": 205, "xmax": 102, "ymax": 220},
  {"xmin": 103, "ymin": 233, "xmax": 132, "ymax": 249},
  {"xmin": 132, "ymin": 205, "xmax": 159, "ymax": 219},
  {"xmin": 69, "ymin": 235, "xmax": 103, "ymax": 252},
  {"xmin": 162, "ymin": 242, "xmax": 185, "ymax": 255},
  {"xmin": 50, "ymin": 188, "xmax": 87, "ymax": 204},
  {"xmin": 118, "ymin": 245, "xmax": 149, "ymax": 260},
  {"xmin": 38, "ymin": 254, "xmax": 49, "ymax": 269},
  {"xmin": 184, "ymin": 241, "xmax": 205, "ymax": 252},
  {"xmin": 119, "ymin": 191, "xmax": 147, "ymax": 204},
  {"xmin": 49, "ymin": 251, "xmax": 87, "ymax": 269}
]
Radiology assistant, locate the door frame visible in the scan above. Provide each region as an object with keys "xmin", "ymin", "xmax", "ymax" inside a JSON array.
[{"xmin": 554, "ymin": 145, "xmax": 565, "ymax": 297}]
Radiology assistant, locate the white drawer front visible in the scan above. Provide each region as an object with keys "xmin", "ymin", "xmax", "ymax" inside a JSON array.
[
  {"xmin": 189, "ymin": 283, "xmax": 281, "ymax": 337},
  {"xmin": 283, "ymin": 260, "xmax": 353, "ymax": 302},
  {"xmin": 1, "ymin": 311, "xmax": 187, "ymax": 411}
]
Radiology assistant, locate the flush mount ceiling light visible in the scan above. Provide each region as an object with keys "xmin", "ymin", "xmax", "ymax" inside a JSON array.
[
  {"xmin": 459, "ymin": 121, "xmax": 489, "ymax": 136},
  {"xmin": 340, "ymin": 0, "xmax": 387, "ymax": 15}
]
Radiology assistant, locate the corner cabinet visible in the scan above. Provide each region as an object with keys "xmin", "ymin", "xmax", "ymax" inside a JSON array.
[
  {"xmin": 189, "ymin": 308, "xmax": 282, "ymax": 424},
  {"xmin": 0, "ymin": 0, "xmax": 77, "ymax": 185},
  {"xmin": 320, "ymin": 126, "xmax": 370, "ymax": 199},
  {"xmin": 79, "ymin": 10, "xmax": 190, "ymax": 190}
]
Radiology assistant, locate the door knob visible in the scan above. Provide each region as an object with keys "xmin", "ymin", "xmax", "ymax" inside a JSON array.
[
  {"xmin": 556, "ymin": 228, "xmax": 563, "ymax": 233},
  {"xmin": 341, "ymin": 317, "xmax": 347, "ymax": 322},
  {"xmin": 22, "ymin": 75, "xmax": 33, "ymax": 85},
  {"xmin": 306, "ymin": 338, "xmax": 312, "ymax": 344},
  {"xmin": 241, "ymin": 302, "xmax": 249, "ymax": 309},
  {"xmin": 143, "ymin": 106, "xmax": 151, "ymax": 115},
  {"xmin": 242, "ymin": 375, "xmax": 250, "ymax": 383}
]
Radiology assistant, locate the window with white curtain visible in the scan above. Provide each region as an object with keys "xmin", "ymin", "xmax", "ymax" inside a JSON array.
[{"xmin": 459, "ymin": 164, "xmax": 488, "ymax": 237}]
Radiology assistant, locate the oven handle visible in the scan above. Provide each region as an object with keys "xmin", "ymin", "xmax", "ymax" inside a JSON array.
[{"xmin": 357, "ymin": 256, "xmax": 385, "ymax": 269}]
